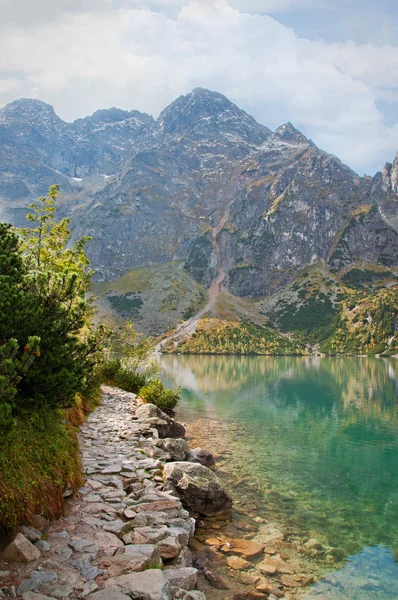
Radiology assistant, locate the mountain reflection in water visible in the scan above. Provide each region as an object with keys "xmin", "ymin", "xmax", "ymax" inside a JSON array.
[{"xmin": 159, "ymin": 355, "xmax": 398, "ymax": 596}]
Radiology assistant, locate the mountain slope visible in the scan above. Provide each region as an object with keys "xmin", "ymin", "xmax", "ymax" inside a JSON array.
[
  {"xmin": 1, "ymin": 89, "xmax": 397, "ymax": 353},
  {"xmin": 0, "ymin": 98, "xmax": 154, "ymax": 224}
]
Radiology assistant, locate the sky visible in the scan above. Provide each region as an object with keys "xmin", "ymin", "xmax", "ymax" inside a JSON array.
[{"xmin": 0, "ymin": 0, "xmax": 397, "ymax": 175}]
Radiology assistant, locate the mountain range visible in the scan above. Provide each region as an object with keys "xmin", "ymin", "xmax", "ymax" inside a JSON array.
[{"xmin": 0, "ymin": 88, "xmax": 397, "ymax": 354}]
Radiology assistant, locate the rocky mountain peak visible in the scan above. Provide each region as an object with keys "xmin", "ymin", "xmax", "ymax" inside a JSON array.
[
  {"xmin": 274, "ymin": 122, "xmax": 310, "ymax": 145},
  {"xmin": 157, "ymin": 88, "xmax": 271, "ymax": 145},
  {"xmin": 72, "ymin": 107, "xmax": 154, "ymax": 131},
  {"xmin": 382, "ymin": 152, "xmax": 398, "ymax": 193},
  {"xmin": 0, "ymin": 98, "xmax": 63, "ymax": 128},
  {"xmin": 159, "ymin": 88, "xmax": 233, "ymax": 126}
]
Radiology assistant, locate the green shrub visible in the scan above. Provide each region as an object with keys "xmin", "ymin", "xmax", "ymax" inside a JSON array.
[
  {"xmin": 99, "ymin": 358, "xmax": 149, "ymax": 394},
  {"xmin": 0, "ymin": 187, "xmax": 106, "ymax": 411},
  {"xmin": 99, "ymin": 321, "xmax": 160, "ymax": 395},
  {"xmin": 0, "ymin": 186, "xmax": 106, "ymax": 530},
  {"xmin": 139, "ymin": 379, "xmax": 181, "ymax": 413},
  {"xmin": 100, "ymin": 358, "xmax": 122, "ymax": 382},
  {"xmin": 0, "ymin": 336, "xmax": 41, "ymax": 430},
  {"xmin": 114, "ymin": 368, "xmax": 148, "ymax": 394}
]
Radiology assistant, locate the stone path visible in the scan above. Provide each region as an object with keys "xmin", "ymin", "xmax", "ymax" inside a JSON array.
[{"xmin": 0, "ymin": 387, "xmax": 206, "ymax": 600}]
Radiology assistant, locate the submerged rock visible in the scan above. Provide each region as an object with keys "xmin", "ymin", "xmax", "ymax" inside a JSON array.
[
  {"xmin": 163, "ymin": 462, "xmax": 232, "ymax": 516},
  {"xmin": 220, "ymin": 539, "xmax": 263, "ymax": 560},
  {"xmin": 226, "ymin": 556, "xmax": 250, "ymax": 570},
  {"xmin": 187, "ymin": 448, "xmax": 215, "ymax": 470}
]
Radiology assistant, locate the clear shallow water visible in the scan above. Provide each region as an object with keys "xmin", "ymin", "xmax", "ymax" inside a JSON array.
[{"xmin": 159, "ymin": 355, "xmax": 398, "ymax": 598}]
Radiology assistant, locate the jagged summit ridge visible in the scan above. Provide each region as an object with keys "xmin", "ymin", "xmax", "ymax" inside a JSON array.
[
  {"xmin": 0, "ymin": 98, "xmax": 155, "ymax": 198},
  {"xmin": 0, "ymin": 98, "xmax": 58, "ymax": 121},
  {"xmin": 72, "ymin": 107, "xmax": 154, "ymax": 136},
  {"xmin": 157, "ymin": 87, "xmax": 271, "ymax": 145},
  {"xmin": 274, "ymin": 122, "xmax": 311, "ymax": 145}
]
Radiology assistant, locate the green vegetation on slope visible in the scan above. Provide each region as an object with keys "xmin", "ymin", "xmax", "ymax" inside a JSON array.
[
  {"xmin": 94, "ymin": 263, "xmax": 207, "ymax": 336},
  {"xmin": 100, "ymin": 321, "xmax": 180, "ymax": 413},
  {"xmin": 341, "ymin": 267, "xmax": 394, "ymax": 290},
  {"xmin": 270, "ymin": 292, "xmax": 338, "ymax": 346},
  {"xmin": 0, "ymin": 186, "xmax": 105, "ymax": 530},
  {"xmin": 160, "ymin": 264, "xmax": 397, "ymax": 357},
  {"xmin": 327, "ymin": 288, "xmax": 398, "ymax": 355},
  {"xmin": 164, "ymin": 318, "xmax": 303, "ymax": 355},
  {"xmin": 0, "ymin": 407, "xmax": 82, "ymax": 531}
]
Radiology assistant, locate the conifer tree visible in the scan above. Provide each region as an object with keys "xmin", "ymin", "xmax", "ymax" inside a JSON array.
[
  {"xmin": 15, "ymin": 185, "xmax": 104, "ymax": 408},
  {"xmin": 0, "ymin": 224, "xmax": 40, "ymax": 428}
]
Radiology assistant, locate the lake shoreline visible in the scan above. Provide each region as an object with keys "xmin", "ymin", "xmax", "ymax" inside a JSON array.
[
  {"xmin": 178, "ymin": 408, "xmax": 337, "ymax": 600},
  {"xmin": 162, "ymin": 354, "xmax": 398, "ymax": 600}
]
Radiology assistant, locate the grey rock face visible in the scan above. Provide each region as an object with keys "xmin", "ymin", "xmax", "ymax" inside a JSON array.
[
  {"xmin": 0, "ymin": 98, "xmax": 154, "ymax": 214},
  {"xmin": 69, "ymin": 89, "xmax": 398, "ymax": 302}
]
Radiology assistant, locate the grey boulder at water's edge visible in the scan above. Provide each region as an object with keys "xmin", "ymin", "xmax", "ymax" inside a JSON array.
[
  {"xmin": 163, "ymin": 462, "xmax": 232, "ymax": 516},
  {"xmin": 134, "ymin": 403, "xmax": 186, "ymax": 439}
]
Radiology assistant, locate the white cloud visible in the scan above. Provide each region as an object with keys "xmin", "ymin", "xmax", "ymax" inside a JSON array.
[
  {"xmin": 0, "ymin": 0, "xmax": 112, "ymax": 27},
  {"xmin": 301, "ymin": 39, "xmax": 398, "ymax": 90},
  {"xmin": 0, "ymin": 0, "xmax": 397, "ymax": 174},
  {"xmin": 0, "ymin": 78, "xmax": 20, "ymax": 95},
  {"xmin": 229, "ymin": 0, "xmax": 320, "ymax": 14}
]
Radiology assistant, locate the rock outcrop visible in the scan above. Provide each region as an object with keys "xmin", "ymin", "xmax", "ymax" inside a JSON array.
[
  {"xmin": 163, "ymin": 462, "xmax": 232, "ymax": 516},
  {"xmin": 135, "ymin": 403, "xmax": 186, "ymax": 439}
]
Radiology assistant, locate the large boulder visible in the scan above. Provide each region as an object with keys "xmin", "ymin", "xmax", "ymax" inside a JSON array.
[
  {"xmin": 155, "ymin": 438, "xmax": 189, "ymax": 461},
  {"xmin": 105, "ymin": 569, "xmax": 172, "ymax": 599},
  {"xmin": 163, "ymin": 462, "xmax": 232, "ymax": 516},
  {"xmin": 135, "ymin": 404, "xmax": 186, "ymax": 439},
  {"xmin": 100, "ymin": 544, "xmax": 162, "ymax": 576},
  {"xmin": 164, "ymin": 567, "xmax": 198, "ymax": 590}
]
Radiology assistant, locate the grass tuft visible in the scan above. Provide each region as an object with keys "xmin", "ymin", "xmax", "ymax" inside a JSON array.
[{"xmin": 0, "ymin": 391, "xmax": 102, "ymax": 533}]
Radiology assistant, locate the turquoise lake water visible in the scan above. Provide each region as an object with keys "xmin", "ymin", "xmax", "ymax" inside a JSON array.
[{"xmin": 159, "ymin": 355, "xmax": 398, "ymax": 599}]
